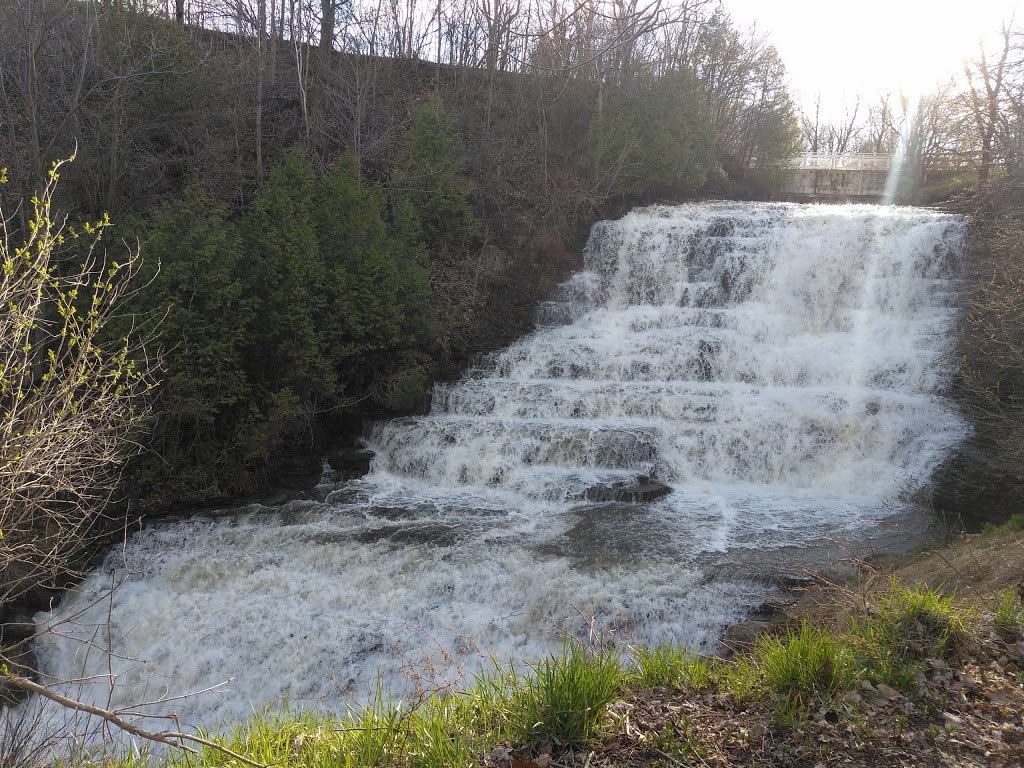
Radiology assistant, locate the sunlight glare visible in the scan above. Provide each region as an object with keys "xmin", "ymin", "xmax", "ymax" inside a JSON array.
[{"xmin": 722, "ymin": 0, "xmax": 1018, "ymax": 120}]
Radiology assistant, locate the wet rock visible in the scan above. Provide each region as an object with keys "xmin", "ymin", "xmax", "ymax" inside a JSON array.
[
  {"xmin": 930, "ymin": 440, "xmax": 1024, "ymax": 525},
  {"xmin": 777, "ymin": 574, "xmax": 818, "ymax": 589},
  {"xmin": 355, "ymin": 523, "xmax": 461, "ymax": 547},
  {"xmin": 580, "ymin": 476, "xmax": 671, "ymax": 503},
  {"xmin": 325, "ymin": 445, "xmax": 375, "ymax": 480},
  {"xmin": 754, "ymin": 592, "xmax": 801, "ymax": 618},
  {"xmin": 537, "ymin": 503, "xmax": 674, "ymax": 563},
  {"xmin": 721, "ymin": 620, "xmax": 773, "ymax": 653}
]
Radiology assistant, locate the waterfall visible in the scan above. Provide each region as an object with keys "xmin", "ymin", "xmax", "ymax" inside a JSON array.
[
  {"xmin": 370, "ymin": 203, "xmax": 964, "ymax": 500},
  {"xmin": 28, "ymin": 203, "xmax": 968, "ymax": 742}
]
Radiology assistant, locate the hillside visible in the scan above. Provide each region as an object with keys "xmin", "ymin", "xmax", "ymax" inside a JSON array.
[{"xmin": 0, "ymin": 1, "xmax": 799, "ymax": 507}]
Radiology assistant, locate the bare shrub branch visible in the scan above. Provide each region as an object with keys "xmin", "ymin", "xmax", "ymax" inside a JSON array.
[{"xmin": 0, "ymin": 156, "xmax": 154, "ymax": 614}]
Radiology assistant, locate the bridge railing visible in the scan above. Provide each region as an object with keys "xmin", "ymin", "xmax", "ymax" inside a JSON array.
[{"xmin": 790, "ymin": 153, "xmax": 892, "ymax": 171}]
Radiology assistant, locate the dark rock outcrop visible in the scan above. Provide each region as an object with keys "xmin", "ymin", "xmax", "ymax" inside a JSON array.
[
  {"xmin": 0, "ymin": 618, "xmax": 38, "ymax": 705},
  {"xmin": 721, "ymin": 620, "xmax": 773, "ymax": 654},
  {"xmin": 325, "ymin": 445, "xmax": 375, "ymax": 481},
  {"xmin": 579, "ymin": 476, "xmax": 672, "ymax": 503},
  {"xmin": 930, "ymin": 440, "xmax": 1024, "ymax": 527}
]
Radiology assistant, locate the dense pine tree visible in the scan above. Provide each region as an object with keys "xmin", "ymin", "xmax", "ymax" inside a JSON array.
[
  {"xmin": 391, "ymin": 95, "xmax": 481, "ymax": 256},
  {"xmin": 132, "ymin": 185, "xmax": 255, "ymax": 493},
  {"xmin": 314, "ymin": 154, "xmax": 430, "ymax": 401}
]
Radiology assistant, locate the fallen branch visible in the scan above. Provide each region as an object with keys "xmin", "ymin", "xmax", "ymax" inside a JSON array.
[{"xmin": 2, "ymin": 673, "xmax": 267, "ymax": 768}]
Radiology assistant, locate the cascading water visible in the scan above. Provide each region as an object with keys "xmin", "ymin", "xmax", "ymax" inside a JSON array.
[{"xmin": 27, "ymin": 203, "xmax": 967, "ymax": 743}]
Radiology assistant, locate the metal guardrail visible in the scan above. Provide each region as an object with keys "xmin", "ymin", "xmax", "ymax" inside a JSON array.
[{"xmin": 790, "ymin": 153, "xmax": 892, "ymax": 171}]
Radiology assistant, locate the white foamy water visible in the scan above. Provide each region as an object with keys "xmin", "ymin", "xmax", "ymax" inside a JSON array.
[{"xmin": 27, "ymin": 203, "xmax": 967, "ymax": 747}]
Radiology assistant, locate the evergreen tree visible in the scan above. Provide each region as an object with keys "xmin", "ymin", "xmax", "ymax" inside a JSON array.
[
  {"xmin": 585, "ymin": 72, "xmax": 716, "ymax": 201},
  {"xmin": 134, "ymin": 184, "xmax": 255, "ymax": 492},
  {"xmin": 314, "ymin": 154, "xmax": 429, "ymax": 397},
  {"xmin": 242, "ymin": 148, "xmax": 333, "ymax": 458},
  {"xmin": 245, "ymin": 148, "xmax": 333, "ymax": 400},
  {"xmin": 391, "ymin": 95, "xmax": 480, "ymax": 255}
]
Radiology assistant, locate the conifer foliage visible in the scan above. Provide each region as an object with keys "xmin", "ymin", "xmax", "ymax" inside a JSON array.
[
  {"xmin": 391, "ymin": 95, "xmax": 481, "ymax": 255},
  {"xmin": 134, "ymin": 148, "xmax": 432, "ymax": 496},
  {"xmin": 130, "ymin": 185, "xmax": 254, "ymax": 492}
]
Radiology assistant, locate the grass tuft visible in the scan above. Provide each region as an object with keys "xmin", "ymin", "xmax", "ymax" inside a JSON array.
[
  {"xmin": 851, "ymin": 579, "xmax": 972, "ymax": 691},
  {"xmin": 745, "ymin": 622, "xmax": 854, "ymax": 709},
  {"xmin": 188, "ymin": 707, "xmax": 347, "ymax": 768},
  {"xmin": 994, "ymin": 587, "xmax": 1024, "ymax": 642},
  {"xmin": 629, "ymin": 644, "xmax": 715, "ymax": 692},
  {"xmin": 519, "ymin": 637, "xmax": 624, "ymax": 748},
  {"xmin": 871, "ymin": 580, "xmax": 970, "ymax": 660},
  {"xmin": 1005, "ymin": 513, "xmax": 1024, "ymax": 532},
  {"xmin": 406, "ymin": 694, "xmax": 478, "ymax": 768}
]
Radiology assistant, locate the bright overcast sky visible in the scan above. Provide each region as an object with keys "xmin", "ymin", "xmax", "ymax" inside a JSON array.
[{"xmin": 721, "ymin": 0, "xmax": 1019, "ymax": 119}]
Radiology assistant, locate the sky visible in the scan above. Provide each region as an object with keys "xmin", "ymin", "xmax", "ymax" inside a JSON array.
[{"xmin": 721, "ymin": 0, "xmax": 1019, "ymax": 120}]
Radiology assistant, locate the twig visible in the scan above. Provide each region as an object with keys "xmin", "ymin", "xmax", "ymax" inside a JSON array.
[{"xmin": 3, "ymin": 674, "xmax": 268, "ymax": 768}]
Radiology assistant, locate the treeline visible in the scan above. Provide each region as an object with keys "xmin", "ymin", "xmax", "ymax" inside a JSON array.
[
  {"xmin": 0, "ymin": 0, "xmax": 799, "ymax": 499},
  {"xmin": 797, "ymin": 22, "xmax": 1024, "ymax": 205},
  {"xmin": 876, "ymin": 22, "xmax": 1024, "ymax": 524},
  {"xmin": 0, "ymin": 0, "xmax": 797, "ymax": 216}
]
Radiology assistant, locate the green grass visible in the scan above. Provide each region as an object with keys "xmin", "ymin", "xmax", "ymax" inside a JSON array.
[
  {"xmin": 96, "ymin": 638, "xmax": 625, "ymax": 768},
  {"xmin": 871, "ymin": 580, "xmax": 970, "ymax": 660},
  {"xmin": 405, "ymin": 694, "xmax": 479, "ymax": 768},
  {"xmin": 737, "ymin": 622, "xmax": 855, "ymax": 710},
  {"xmin": 51, "ymin": 581, "xmax": 996, "ymax": 767},
  {"xmin": 1004, "ymin": 513, "xmax": 1024, "ymax": 532},
  {"xmin": 518, "ymin": 638, "xmax": 624, "ymax": 748},
  {"xmin": 628, "ymin": 643, "xmax": 715, "ymax": 691},
  {"xmin": 850, "ymin": 579, "xmax": 972, "ymax": 691},
  {"xmin": 994, "ymin": 588, "xmax": 1024, "ymax": 642},
  {"xmin": 981, "ymin": 512, "xmax": 1024, "ymax": 536}
]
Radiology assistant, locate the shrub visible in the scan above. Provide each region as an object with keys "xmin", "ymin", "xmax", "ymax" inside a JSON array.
[{"xmin": 1, "ymin": 158, "xmax": 152, "ymax": 615}]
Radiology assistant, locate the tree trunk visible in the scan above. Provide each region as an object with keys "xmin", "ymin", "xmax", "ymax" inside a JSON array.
[{"xmin": 320, "ymin": 0, "xmax": 334, "ymax": 61}]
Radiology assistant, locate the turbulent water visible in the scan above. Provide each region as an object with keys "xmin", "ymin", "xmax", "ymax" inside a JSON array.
[{"xmin": 29, "ymin": 202, "xmax": 967, "ymax": 743}]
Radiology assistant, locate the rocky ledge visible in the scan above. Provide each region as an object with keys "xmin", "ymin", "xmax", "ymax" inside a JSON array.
[{"xmin": 576, "ymin": 476, "xmax": 672, "ymax": 504}]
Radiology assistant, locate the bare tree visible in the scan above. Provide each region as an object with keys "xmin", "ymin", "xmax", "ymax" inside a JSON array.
[
  {"xmin": 963, "ymin": 21, "xmax": 1014, "ymax": 183},
  {"xmin": 800, "ymin": 93, "xmax": 824, "ymax": 153},
  {"xmin": 859, "ymin": 93, "xmax": 902, "ymax": 154}
]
